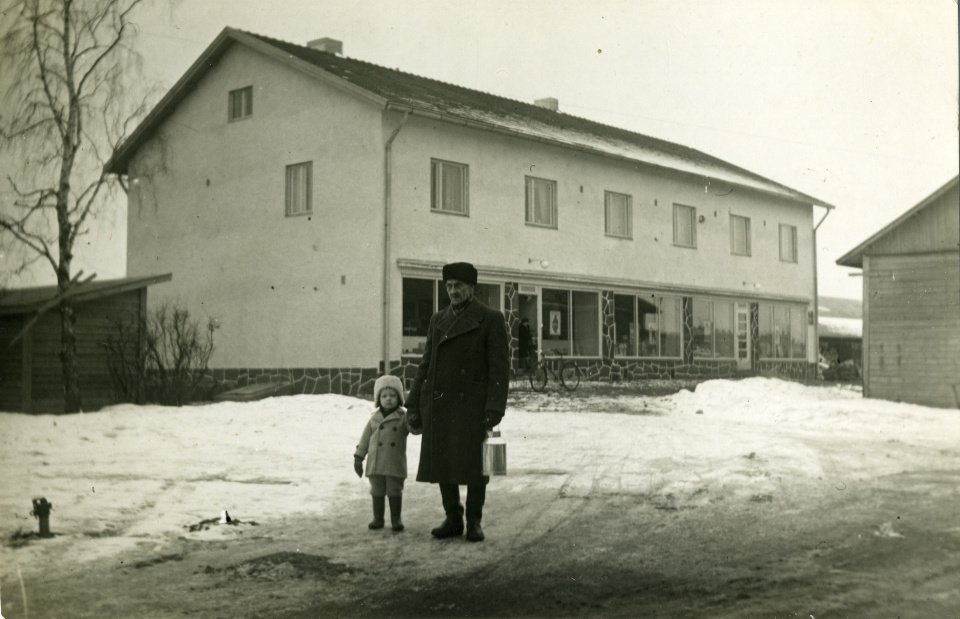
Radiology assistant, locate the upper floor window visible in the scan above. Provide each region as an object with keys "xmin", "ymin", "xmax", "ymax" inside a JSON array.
[
  {"xmin": 604, "ymin": 191, "xmax": 632, "ymax": 238},
  {"xmin": 779, "ymin": 224, "xmax": 798, "ymax": 262},
  {"xmin": 730, "ymin": 214, "xmax": 751, "ymax": 256},
  {"xmin": 228, "ymin": 86, "xmax": 253, "ymax": 121},
  {"xmin": 431, "ymin": 159, "xmax": 469, "ymax": 215},
  {"xmin": 525, "ymin": 176, "xmax": 557, "ymax": 228},
  {"xmin": 285, "ymin": 162, "xmax": 312, "ymax": 216},
  {"xmin": 673, "ymin": 204, "xmax": 697, "ymax": 248}
]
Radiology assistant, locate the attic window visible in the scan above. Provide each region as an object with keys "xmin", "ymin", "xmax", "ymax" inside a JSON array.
[{"xmin": 228, "ymin": 86, "xmax": 253, "ymax": 121}]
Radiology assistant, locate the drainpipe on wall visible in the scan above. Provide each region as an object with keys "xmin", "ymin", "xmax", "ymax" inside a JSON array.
[
  {"xmin": 812, "ymin": 206, "xmax": 831, "ymax": 366},
  {"xmin": 382, "ymin": 109, "xmax": 409, "ymax": 375}
]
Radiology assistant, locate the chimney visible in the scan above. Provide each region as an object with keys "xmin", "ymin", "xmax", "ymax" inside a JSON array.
[
  {"xmin": 307, "ymin": 37, "xmax": 342, "ymax": 55},
  {"xmin": 534, "ymin": 97, "xmax": 559, "ymax": 112}
]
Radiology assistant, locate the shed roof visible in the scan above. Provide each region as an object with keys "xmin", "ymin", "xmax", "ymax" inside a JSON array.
[
  {"xmin": 105, "ymin": 28, "xmax": 832, "ymax": 210},
  {"xmin": 837, "ymin": 175, "xmax": 959, "ymax": 268},
  {"xmin": 0, "ymin": 274, "xmax": 172, "ymax": 316}
]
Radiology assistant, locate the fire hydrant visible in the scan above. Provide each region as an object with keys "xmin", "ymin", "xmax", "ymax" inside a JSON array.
[{"xmin": 31, "ymin": 497, "xmax": 53, "ymax": 537}]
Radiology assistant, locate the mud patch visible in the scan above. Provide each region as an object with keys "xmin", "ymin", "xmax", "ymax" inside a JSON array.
[
  {"xmin": 5, "ymin": 529, "xmax": 58, "ymax": 548},
  {"xmin": 132, "ymin": 553, "xmax": 184, "ymax": 569},
  {"xmin": 207, "ymin": 552, "xmax": 359, "ymax": 581},
  {"xmin": 185, "ymin": 516, "xmax": 259, "ymax": 532}
]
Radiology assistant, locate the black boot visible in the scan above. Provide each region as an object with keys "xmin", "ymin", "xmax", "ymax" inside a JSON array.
[
  {"xmin": 432, "ymin": 484, "xmax": 464, "ymax": 538},
  {"xmin": 369, "ymin": 496, "xmax": 385, "ymax": 530},
  {"xmin": 431, "ymin": 516, "xmax": 464, "ymax": 538},
  {"xmin": 466, "ymin": 520, "xmax": 484, "ymax": 542},
  {"xmin": 389, "ymin": 496, "xmax": 404, "ymax": 532}
]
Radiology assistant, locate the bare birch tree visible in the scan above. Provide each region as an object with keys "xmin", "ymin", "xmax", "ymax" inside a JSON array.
[{"xmin": 0, "ymin": 0, "xmax": 156, "ymax": 412}]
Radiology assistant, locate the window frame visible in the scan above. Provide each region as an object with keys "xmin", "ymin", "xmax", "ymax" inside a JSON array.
[
  {"xmin": 540, "ymin": 287, "xmax": 600, "ymax": 357},
  {"xmin": 604, "ymin": 190, "xmax": 633, "ymax": 239},
  {"xmin": 284, "ymin": 161, "xmax": 313, "ymax": 217},
  {"xmin": 430, "ymin": 159, "xmax": 469, "ymax": 216},
  {"xmin": 758, "ymin": 303, "xmax": 807, "ymax": 360},
  {"xmin": 691, "ymin": 297, "xmax": 736, "ymax": 360},
  {"xmin": 730, "ymin": 213, "xmax": 752, "ymax": 256},
  {"xmin": 672, "ymin": 203, "xmax": 697, "ymax": 248},
  {"xmin": 613, "ymin": 292, "xmax": 683, "ymax": 359},
  {"xmin": 779, "ymin": 223, "xmax": 798, "ymax": 263},
  {"xmin": 228, "ymin": 86, "xmax": 253, "ymax": 122},
  {"xmin": 525, "ymin": 176, "xmax": 558, "ymax": 229}
]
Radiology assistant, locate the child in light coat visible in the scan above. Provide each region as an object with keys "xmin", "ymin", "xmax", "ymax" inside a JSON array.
[{"xmin": 354, "ymin": 375, "xmax": 418, "ymax": 531}]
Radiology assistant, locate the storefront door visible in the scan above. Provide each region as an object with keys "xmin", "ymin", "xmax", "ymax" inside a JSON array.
[{"xmin": 735, "ymin": 303, "xmax": 751, "ymax": 370}]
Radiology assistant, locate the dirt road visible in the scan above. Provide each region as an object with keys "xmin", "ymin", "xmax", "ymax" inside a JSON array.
[{"xmin": 2, "ymin": 382, "xmax": 958, "ymax": 618}]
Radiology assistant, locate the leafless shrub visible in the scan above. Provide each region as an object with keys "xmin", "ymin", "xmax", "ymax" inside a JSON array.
[{"xmin": 103, "ymin": 303, "xmax": 217, "ymax": 405}]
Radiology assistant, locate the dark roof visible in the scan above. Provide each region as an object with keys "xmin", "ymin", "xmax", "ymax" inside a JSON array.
[
  {"xmin": 0, "ymin": 274, "xmax": 171, "ymax": 315},
  {"xmin": 837, "ymin": 175, "xmax": 959, "ymax": 268},
  {"xmin": 106, "ymin": 28, "xmax": 832, "ymax": 209}
]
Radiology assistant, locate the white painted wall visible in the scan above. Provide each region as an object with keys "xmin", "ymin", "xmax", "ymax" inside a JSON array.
[
  {"xmin": 127, "ymin": 44, "xmax": 385, "ymax": 368},
  {"xmin": 386, "ymin": 115, "xmax": 817, "ymax": 360}
]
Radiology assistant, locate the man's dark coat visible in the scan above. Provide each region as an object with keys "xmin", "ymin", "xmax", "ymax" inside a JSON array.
[{"xmin": 407, "ymin": 299, "xmax": 510, "ymax": 485}]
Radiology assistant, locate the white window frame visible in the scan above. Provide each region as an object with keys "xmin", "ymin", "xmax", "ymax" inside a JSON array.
[
  {"xmin": 730, "ymin": 214, "xmax": 751, "ymax": 256},
  {"xmin": 525, "ymin": 176, "xmax": 558, "ymax": 228},
  {"xmin": 604, "ymin": 191, "xmax": 633, "ymax": 239},
  {"xmin": 673, "ymin": 203, "xmax": 697, "ymax": 248},
  {"xmin": 430, "ymin": 159, "xmax": 469, "ymax": 215},
  {"xmin": 285, "ymin": 161, "xmax": 312, "ymax": 217},
  {"xmin": 779, "ymin": 224, "xmax": 798, "ymax": 262},
  {"xmin": 228, "ymin": 86, "xmax": 253, "ymax": 121}
]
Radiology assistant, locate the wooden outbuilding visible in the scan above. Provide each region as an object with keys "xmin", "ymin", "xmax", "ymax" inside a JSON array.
[
  {"xmin": 0, "ymin": 275, "xmax": 171, "ymax": 414},
  {"xmin": 837, "ymin": 176, "xmax": 960, "ymax": 408}
]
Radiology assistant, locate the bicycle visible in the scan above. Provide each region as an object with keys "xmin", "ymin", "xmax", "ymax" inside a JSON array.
[{"xmin": 528, "ymin": 349, "xmax": 581, "ymax": 392}]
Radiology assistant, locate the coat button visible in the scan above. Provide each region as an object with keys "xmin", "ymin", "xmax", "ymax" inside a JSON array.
[
  {"xmin": 380, "ymin": 425, "xmax": 385, "ymax": 429},
  {"xmin": 391, "ymin": 442, "xmax": 395, "ymax": 447},
  {"xmin": 459, "ymin": 393, "xmax": 464, "ymax": 399},
  {"xmin": 393, "ymin": 427, "xmax": 397, "ymax": 432},
  {"xmin": 378, "ymin": 442, "xmax": 383, "ymax": 446},
  {"xmin": 461, "ymin": 369, "xmax": 466, "ymax": 374}
]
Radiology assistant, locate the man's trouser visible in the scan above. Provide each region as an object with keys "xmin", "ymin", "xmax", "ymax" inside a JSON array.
[{"xmin": 439, "ymin": 482, "xmax": 486, "ymax": 523}]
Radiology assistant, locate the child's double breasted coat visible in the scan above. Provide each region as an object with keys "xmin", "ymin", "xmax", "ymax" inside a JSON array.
[{"xmin": 354, "ymin": 408, "xmax": 410, "ymax": 478}]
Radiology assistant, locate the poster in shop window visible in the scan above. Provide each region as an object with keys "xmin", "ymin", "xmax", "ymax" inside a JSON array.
[{"xmin": 549, "ymin": 311, "xmax": 562, "ymax": 337}]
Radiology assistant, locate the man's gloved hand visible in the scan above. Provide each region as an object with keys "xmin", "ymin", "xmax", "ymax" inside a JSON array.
[
  {"xmin": 485, "ymin": 410, "xmax": 503, "ymax": 430},
  {"xmin": 407, "ymin": 411, "xmax": 422, "ymax": 431},
  {"xmin": 353, "ymin": 456, "xmax": 364, "ymax": 478}
]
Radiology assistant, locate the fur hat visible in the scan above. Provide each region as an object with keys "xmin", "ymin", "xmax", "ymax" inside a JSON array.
[
  {"xmin": 442, "ymin": 262, "xmax": 478, "ymax": 286},
  {"xmin": 374, "ymin": 375, "xmax": 405, "ymax": 408}
]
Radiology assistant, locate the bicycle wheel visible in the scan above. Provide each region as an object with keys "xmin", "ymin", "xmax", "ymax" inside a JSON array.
[
  {"xmin": 529, "ymin": 366, "xmax": 548, "ymax": 392},
  {"xmin": 560, "ymin": 362, "xmax": 580, "ymax": 391}
]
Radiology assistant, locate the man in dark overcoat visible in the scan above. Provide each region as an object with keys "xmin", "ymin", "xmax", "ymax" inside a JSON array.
[{"xmin": 406, "ymin": 262, "xmax": 510, "ymax": 542}]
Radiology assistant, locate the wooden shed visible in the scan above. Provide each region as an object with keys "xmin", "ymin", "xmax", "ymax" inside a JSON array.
[
  {"xmin": 837, "ymin": 176, "xmax": 960, "ymax": 408},
  {"xmin": 0, "ymin": 274, "xmax": 171, "ymax": 414}
]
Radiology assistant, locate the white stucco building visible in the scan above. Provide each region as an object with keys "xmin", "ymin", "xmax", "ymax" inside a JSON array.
[{"xmin": 105, "ymin": 28, "xmax": 833, "ymax": 395}]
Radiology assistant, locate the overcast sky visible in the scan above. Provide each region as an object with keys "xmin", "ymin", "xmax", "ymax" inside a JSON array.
[{"xmin": 6, "ymin": 0, "xmax": 958, "ymax": 300}]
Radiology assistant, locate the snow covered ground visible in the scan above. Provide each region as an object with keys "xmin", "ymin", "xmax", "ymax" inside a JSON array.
[{"xmin": 1, "ymin": 377, "xmax": 957, "ymax": 586}]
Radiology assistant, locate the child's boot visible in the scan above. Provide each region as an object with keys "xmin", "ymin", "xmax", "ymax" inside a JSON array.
[
  {"xmin": 369, "ymin": 496, "xmax": 385, "ymax": 529},
  {"xmin": 389, "ymin": 496, "xmax": 404, "ymax": 532}
]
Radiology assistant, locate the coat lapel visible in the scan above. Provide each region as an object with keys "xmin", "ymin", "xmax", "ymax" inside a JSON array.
[{"xmin": 436, "ymin": 300, "xmax": 483, "ymax": 343}]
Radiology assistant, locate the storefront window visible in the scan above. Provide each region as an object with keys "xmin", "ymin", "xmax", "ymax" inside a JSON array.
[
  {"xmin": 692, "ymin": 299, "xmax": 713, "ymax": 357},
  {"xmin": 660, "ymin": 296, "xmax": 681, "ymax": 357},
  {"xmin": 758, "ymin": 306, "xmax": 773, "ymax": 358},
  {"xmin": 638, "ymin": 295, "xmax": 659, "ymax": 356},
  {"xmin": 714, "ymin": 301, "xmax": 734, "ymax": 358},
  {"xmin": 614, "ymin": 295, "xmax": 637, "ymax": 357},
  {"xmin": 402, "ymin": 278, "xmax": 434, "ymax": 355},
  {"xmin": 790, "ymin": 307, "xmax": 806, "ymax": 359},
  {"xmin": 542, "ymin": 288, "xmax": 570, "ymax": 355},
  {"xmin": 572, "ymin": 291, "xmax": 599, "ymax": 356},
  {"xmin": 693, "ymin": 298, "xmax": 735, "ymax": 358},
  {"xmin": 758, "ymin": 303, "xmax": 807, "ymax": 360}
]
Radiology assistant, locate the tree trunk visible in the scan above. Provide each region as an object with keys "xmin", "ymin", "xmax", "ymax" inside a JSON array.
[{"xmin": 58, "ymin": 284, "xmax": 82, "ymax": 414}]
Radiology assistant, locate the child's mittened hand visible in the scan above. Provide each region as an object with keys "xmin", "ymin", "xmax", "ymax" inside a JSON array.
[{"xmin": 354, "ymin": 457, "xmax": 363, "ymax": 477}]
